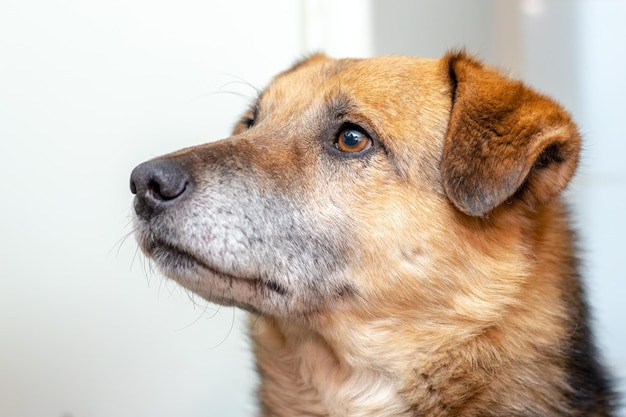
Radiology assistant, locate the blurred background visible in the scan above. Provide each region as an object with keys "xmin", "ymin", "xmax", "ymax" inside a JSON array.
[{"xmin": 1, "ymin": 0, "xmax": 624, "ymax": 415}]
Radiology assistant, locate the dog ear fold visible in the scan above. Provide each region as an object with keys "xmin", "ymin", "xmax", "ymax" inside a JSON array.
[{"xmin": 440, "ymin": 51, "xmax": 581, "ymax": 217}]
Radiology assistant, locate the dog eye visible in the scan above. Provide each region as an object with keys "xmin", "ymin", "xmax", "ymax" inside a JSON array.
[
  {"xmin": 335, "ymin": 128, "xmax": 372, "ymax": 153},
  {"xmin": 240, "ymin": 104, "xmax": 259, "ymax": 129},
  {"xmin": 242, "ymin": 117, "xmax": 255, "ymax": 129},
  {"xmin": 240, "ymin": 112, "xmax": 255, "ymax": 129}
]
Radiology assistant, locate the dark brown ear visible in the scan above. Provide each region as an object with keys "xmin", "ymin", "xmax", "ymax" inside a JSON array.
[{"xmin": 440, "ymin": 51, "xmax": 581, "ymax": 217}]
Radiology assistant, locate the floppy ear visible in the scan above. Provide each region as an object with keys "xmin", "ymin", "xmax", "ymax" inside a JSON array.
[{"xmin": 440, "ymin": 51, "xmax": 581, "ymax": 217}]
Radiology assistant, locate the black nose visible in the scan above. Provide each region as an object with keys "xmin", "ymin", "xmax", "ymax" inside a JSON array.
[{"xmin": 130, "ymin": 158, "xmax": 191, "ymax": 220}]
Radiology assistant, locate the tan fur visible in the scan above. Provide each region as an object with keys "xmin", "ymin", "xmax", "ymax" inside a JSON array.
[{"xmin": 131, "ymin": 52, "xmax": 614, "ymax": 416}]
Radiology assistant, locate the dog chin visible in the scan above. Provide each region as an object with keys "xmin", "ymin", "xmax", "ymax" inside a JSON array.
[{"xmin": 139, "ymin": 236, "xmax": 289, "ymax": 312}]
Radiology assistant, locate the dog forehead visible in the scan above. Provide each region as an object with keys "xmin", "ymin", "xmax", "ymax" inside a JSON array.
[
  {"xmin": 268, "ymin": 55, "xmax": 443, "ymax": 97},
  {"xmin": 261, "ymin": 55, "xmax": 450, "ymax": 129}
]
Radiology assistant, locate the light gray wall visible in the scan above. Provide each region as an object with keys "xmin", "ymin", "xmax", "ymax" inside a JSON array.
[
  {"xmin": 372, "ymin": 0, "xmax": 496, "ymax": 61},
  {"xmin": 0, "ymin": 1, "xmax": 303, "ymax": 416},
  {"xmin": 574, "ymin": 1, "xmax": 626, "ymax": 405}
]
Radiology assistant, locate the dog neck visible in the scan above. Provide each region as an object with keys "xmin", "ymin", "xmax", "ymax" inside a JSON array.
[
  {"xmin": 247, "ymin": 259, "xmax": 578, "ymax": 416},
  {"xmin": 249, "ymin": 315, "xmax": 413, "ymax": 417}
]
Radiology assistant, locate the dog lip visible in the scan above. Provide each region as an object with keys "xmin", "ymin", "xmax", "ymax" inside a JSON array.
[
  {"xmin": 148, "ymin": 239, "xmax": 212, "ymax": 271},
  {"xmin": 262, "ymin": 279, "xmax": 287, "ymax": 296},
  {"xmin": 147, "ymin": 239, "xmax": 288, "ymax": 295}
]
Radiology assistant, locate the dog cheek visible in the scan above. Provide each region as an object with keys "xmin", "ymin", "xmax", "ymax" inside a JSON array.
[{"xmin": 237, "ymin": 191, "xmax": 357, "ymax": 312}]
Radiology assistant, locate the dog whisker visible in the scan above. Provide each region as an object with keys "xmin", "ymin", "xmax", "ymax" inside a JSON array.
[
  {"xmin": 249, "ymin": 312, "xmax": 262, "ymax": 333},
  {"xmin": 108, "ymin": 213, "xmax": 138, "ymax": 260},
  {"xmin": 191, "ymin": 89, "xmax": 254, "ymax": 102},
  {"xmin": 175, "ymin": 295, "xmax": 217, "ymax": 331},
  {"xmin": 107, "ymin": 230, "xmax": 134, "ymax": 260},
  {"xmin": 130, "ymin": 244, "xmax": 143, "ymax": 274},
  {"xmin": 205, "ymin": 306, "xmax": 237, "ymax": 350},
  {"xmin": 189, "ymin": 76, "xmax": 261, "ymax": 104},
  {"xmin": 219, "ymin": 74, "xmax": 262, "ymax": 96}
]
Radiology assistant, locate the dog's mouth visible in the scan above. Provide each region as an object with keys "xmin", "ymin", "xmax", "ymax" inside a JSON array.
[
  {"xmin": 148, "ymin": 239, "xmax": 212, "ymax": 272},
  {"xmin": 144, "ymin": 238, "xmax": 289, "ymax": 297}
]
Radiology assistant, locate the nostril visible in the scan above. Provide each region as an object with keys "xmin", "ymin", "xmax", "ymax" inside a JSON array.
[
  {"xmin": 129, "ymin": 158, "xmax": 191, "ymax": 219},
  {"xmin": 147, "ymin": 176, "xmax": 188, "ymax": 201}
]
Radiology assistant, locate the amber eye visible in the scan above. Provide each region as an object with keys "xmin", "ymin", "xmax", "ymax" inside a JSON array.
[{"xmin": 336, "ymin": 128, "xmax": 372, "ymax": 153}]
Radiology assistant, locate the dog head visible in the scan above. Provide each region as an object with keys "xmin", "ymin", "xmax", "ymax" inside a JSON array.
[{"xmin": 130, "ymin": 52, "xmax": 580, "ymax": 327}]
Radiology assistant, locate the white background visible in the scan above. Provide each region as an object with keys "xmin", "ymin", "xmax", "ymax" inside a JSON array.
[{"xmin": 1, "ymin": 1, "xmax": 623, "ymax": 416}]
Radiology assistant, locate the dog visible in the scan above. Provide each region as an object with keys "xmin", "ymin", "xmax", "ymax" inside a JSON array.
[{"xmin": 130, "ymin": 51, "xmax": 616, "ymax": 416}]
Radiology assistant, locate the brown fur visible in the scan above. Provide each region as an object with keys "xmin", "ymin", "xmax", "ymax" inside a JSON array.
[{"xmin": 130, "ymin": 51, "xmax": 615, "ymax": 416}]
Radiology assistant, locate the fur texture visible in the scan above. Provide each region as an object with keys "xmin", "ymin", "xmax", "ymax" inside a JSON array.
[{"xmin": 130, "ymin": 51, "xmax": 615, "ymax": 416}]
